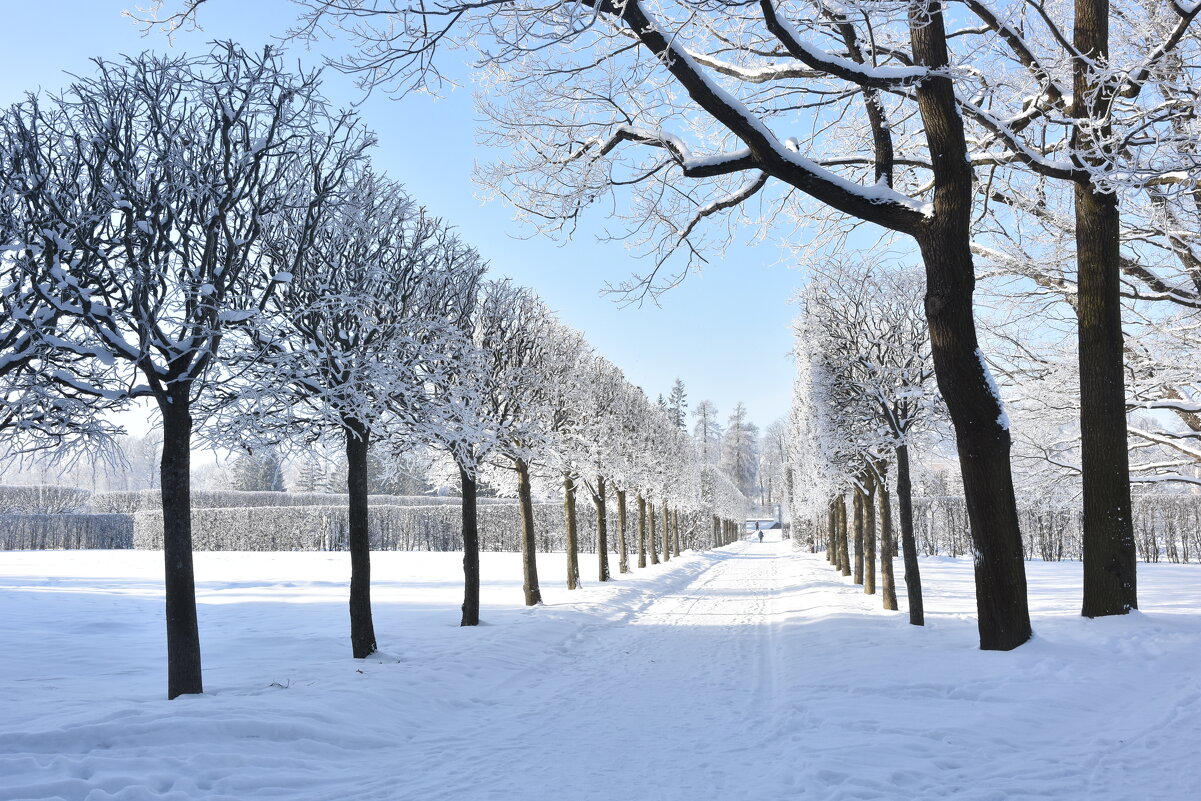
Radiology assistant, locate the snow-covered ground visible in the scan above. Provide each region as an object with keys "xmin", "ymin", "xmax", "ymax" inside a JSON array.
[{"xmin": 2, "ymin": 536, "xmax": 1199, "ymax": 801}]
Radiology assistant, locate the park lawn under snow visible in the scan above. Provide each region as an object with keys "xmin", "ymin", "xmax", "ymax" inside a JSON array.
[{"xmin": 1, "ymin": 538, "xmax": 1199, "ymax": 801}]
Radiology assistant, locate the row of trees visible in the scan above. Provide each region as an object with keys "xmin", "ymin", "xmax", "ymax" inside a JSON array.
[
  {"xmin": 0, "ymin": 44, "xmax": 748, "ymax": 699},
  {"xmin": 791, "ymin": 261, "xmax": 934, "ymax": 627},
  {"xmin": 137, "ymin": 0, "xmax": 1201, "ymax": 650}
]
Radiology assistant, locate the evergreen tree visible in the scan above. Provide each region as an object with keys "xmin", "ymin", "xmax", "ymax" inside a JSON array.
[
  {"xmin": 720, "ymin": 403, "xmax": 759, "ymax": 499},
  {"xmin": 666, "ymin": 378, "xmax": 687, "ymax": 430}
]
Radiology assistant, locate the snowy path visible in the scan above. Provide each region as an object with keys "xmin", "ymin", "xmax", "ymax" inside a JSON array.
[{"xmin": 2, "ymin": 538, "xmax": 1201, "ymax": 800}]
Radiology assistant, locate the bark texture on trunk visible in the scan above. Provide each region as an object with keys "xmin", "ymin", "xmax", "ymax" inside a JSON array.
[
  {"xmin": 517, "ymin": 459, "xmax": 542, "ymax": 605},
  {"xmin": 909, "ymin": 1, "xmax": 1030, "ymax": 649},
  {"xmin": 617, "ymin": 489, "xmax": 630, "ymax": 573},
  {"xmin": 672, "ymin": 509, "xmax": 681, "ymax": 557},
  {"xmin": 595, "ymin": 475, "xmax": 610, "ymax": 582},
  {"xmin": 459, "ymin": 463, "xmax": 481, "ymax": 626},
  {"xmin": 161, "ymin": 398, "xmax": 202, "ymax": 699},
  {"xmin": 1073, "ymin": 0, "xmax": 1137, "ymax": 618},
  {"xmin": 345, "ymin": 419, "xmax": 377, "ymax": 659},
  {"xmin": 564, "ymin": 473, "xmax": 581, "ymax": 590},
  {"xmin": 896, "ymin": 444, "xmax": 925, "ymax": 625}
]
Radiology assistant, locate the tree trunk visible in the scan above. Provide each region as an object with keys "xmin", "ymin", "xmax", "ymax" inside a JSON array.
[
  {"xmin": 852, "ymin": 485, "xmax": 864, "ymax": 585},
  {"xmin": 649, "ymin": 502, "xmax": 660, "ymax": 565},
  {"xmin": 877, "ymin": 463, "xmax": 899, "ymax": 611},
  {"xmin": 837, "ymin": 494, "xmax": 850, "ymax": 577},
  {"xmin": 661, "ymin": 503, "xmax": 671, "ymax": 562},
  {"xmin": 459, "ymin": 462, "xmax": 480, "ymax": 626},
  {"xmin": 896, "ymin": 444, "xmax": 924, "ymax": 626},
  {"xmin": 864, "ymin": 471, "xmax": 877, "ymax": 595},
  {"xmin": 637, "ymin": 493, "xmax": 648, "ymax": 568},
  {"xmin": 564, "ymin": 473, "xmax": 581, "ymax": 590},
  {"xmin": 344, "ymin": 418, "xmax": 376, "ymax": 659},
  {"xmin": 713, "ymin": 514, "xmax": 720, "ymax": 549},
  {"xmin": 595, "ymin": 475, "xmax": 610, "ymax": 582},
  {"xmin": 160, "ymin": 397, "xmax": 202, "ymax": 699},
  {"xmin": 617, "ymin": 489, "xmax": 630, "ymax": 573},
  {"xmin": 909, "ymin": 1, "xmax": 1030, "ymax": 649},
  {"xmin": 1073, "ymin": 0, "xmax": 1137, "ymax": 618},
  {"xmin": 516, "ymin": 458, "xmax": 542, "ymax": 605},
  {"xmin": 672, "ymin": 509, "xmax": 681, "ymax": 557},
  {"xmin": 827, "ymin": 501, "xmax": 836, "ymax": 564}
]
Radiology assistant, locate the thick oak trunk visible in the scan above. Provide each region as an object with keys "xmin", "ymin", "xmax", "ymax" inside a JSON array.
[
  {"xmin": 160, "ymin": 398, "xmax": 202, "ymax": 699},
  {"xmin": 459, "ymin": 463, "xmax": 480, "ymax": 626},
  {"xmin": 896, "ymin": 444, "xmax": 925, "ymax": 625},
  {"xmin": 910, "ymin": 2, "xmax": 1030, "ymax": 649},
  {"xmin": 516, "ymin": 459, "xmax": 542, "ymax": 605},
  {"xmin": 345, "ymin": 419, "xmax": 377, "ymax": 659},
  {"xmin": 1074, "ymin": 0, "xmax": 1137, "ymax": 618},
  {"xmin": 564, "ymin": 473, "xmax": 581, "ymax": 590}
]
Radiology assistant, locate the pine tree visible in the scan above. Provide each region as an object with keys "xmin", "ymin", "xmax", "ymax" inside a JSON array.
[{"xmin": 666, "ymin": 378, "xmax": 687, "ymax": 430}]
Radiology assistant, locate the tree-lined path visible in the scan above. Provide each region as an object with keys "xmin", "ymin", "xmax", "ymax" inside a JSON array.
[{"xmin": 2, "ymin": 539, "xmax": 1199, "ymax": 800}]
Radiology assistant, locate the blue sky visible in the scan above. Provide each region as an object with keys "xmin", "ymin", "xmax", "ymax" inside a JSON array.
[{"xmin": 0, "ymin": 2, "xmax": 816, "ymax": 432}]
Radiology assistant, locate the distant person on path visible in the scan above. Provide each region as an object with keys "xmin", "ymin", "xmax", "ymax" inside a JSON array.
[{"xmin": 756, "ymin": 522, "xmax": 762, "ymax": 543}]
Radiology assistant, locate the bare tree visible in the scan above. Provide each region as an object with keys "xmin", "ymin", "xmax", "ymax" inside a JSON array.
[{"xmin": 1, "ymin": 44, "xmax": 367, "ymax": 697}]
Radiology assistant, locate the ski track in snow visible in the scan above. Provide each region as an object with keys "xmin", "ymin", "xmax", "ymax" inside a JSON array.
[{"xmin": 1, "ymin": 537, "xmax": 1200, "ymax": 800}]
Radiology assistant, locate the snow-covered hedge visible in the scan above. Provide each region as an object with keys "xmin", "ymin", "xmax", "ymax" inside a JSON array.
[
  {"xmin": 0, "ymin": 514, "xmax": 134, "ymax": 550},
  {"xmin": 133, "ymin": 502, "xmax": 600, "ymax": 552},
  {"xmin": 909, "ymin": 494, "xmax": 1201, "ymax": 563},
  {"xmin": 93, "ymin": 489, "xmax": 513, "ymax": 515},
  {"xmin": 0, "ymin": 484, "xmax": 92, "ymax": 514}
]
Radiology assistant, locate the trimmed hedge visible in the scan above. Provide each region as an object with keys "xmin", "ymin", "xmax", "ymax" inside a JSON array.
[
  {"xmin": 131, "ymin": 502, "xmax": 605, "ymax": 552},
  {"xmin": 0, "ymin": 484, "xmax": 92, "ymax": 514},
  {"xmin": 92, "ymin": 489, "xmax": 513, "ymax": 514},
  {"xmin": 0, "ymin": 514, "xmax": 134, "ymax": 550}
]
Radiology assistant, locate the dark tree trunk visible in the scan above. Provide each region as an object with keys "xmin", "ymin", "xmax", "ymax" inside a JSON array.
[
  {"xmin": 564, "ymin": 473, "xmax": 581, "ymax": 590},
  {"xmin": 864, "ymin": 471, "xmax": 877, "ymax": 595},
  {"xmin": 649, "ymin": 502, "xmax": 660, "ymax": 565},
  {"xmin": 459, "ymin": 463, "xmax": 480, "ymax": 626},
  {"xmin": 160, "ymin": 396, "xmax": 202, "ymax": 699},
  {"xmin": 344, "ymin": 418, "xmax": 377, "ymax": 659},
  {"xmin": 827, "ymin": 501, "xmax": 837, "ymax": 564},
  {"xmin": 852, "ymin": 485, "xmax": 864, "ymax": 585},
  {"xmin": 661, "ymin": 504, "xmax": 671, "ymax": 563},
  {"xmin": 896, "ymin": 444, "xmax": 924, "ymax": 626},
  {"xmin": 617, "ymin": 489, "xmax": 630, "ymax": 573},
  {"xmin": 877, "ymin": 467, "xmax": 899, "ymax": 611},
  {"xmin": 672, "ymin": 509, "xmax": 681, "ymax": 557},
  {"xmin": 713, "ymin": 514, "xmax": 720, "ymax": 549},
  {"xmin": 837, "ymin": 495, "xmax": 851, "ymax": 576},
  {"xmin": 637, "ymin": 493, "xmax": 648, "ymax": 568},
  {"xmin": 909, "ymin": 2, "xmax": 1031, "ymax": 650},
  {"xmin": 516, "ymin": 458, "xmax": 542, "ymax": 605},
  {"xmin": 1073, "ymin": 0, "xmax": 1137, "ymax": 618},
  {"xmin": 595, "ymin": 475, "xmax": 610, "ymax": 582}
]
